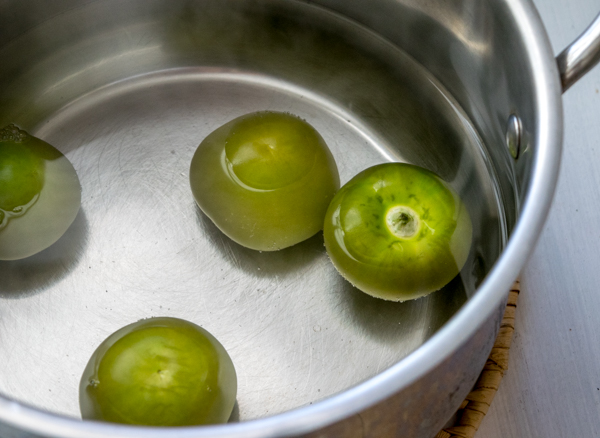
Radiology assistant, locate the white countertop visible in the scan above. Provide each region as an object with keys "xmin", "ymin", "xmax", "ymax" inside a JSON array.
[{"xmin": 478, "ymin": 1, "xmax": 600, "ymax": 437}]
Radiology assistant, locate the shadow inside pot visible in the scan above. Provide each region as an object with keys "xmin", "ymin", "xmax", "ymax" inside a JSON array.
[
  {"xmin": 194, "ymin": 205, "xmax": 325, "ymax": 280},
  {"xmin": 228, "ymin": 401, "xmax": 240, "ymax": 423},
  {"xmin": 0, "ymin": 209, "xmax": 89, "ymax": 298},
  {"xmin": 335, "ymin": 273, "xmax": 468, "ymax": 347}
]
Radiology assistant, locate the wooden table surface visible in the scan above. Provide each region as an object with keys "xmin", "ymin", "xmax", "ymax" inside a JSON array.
[{"xmin": 478, "ymin": 1, "xmax": 600, "ymax": 437}]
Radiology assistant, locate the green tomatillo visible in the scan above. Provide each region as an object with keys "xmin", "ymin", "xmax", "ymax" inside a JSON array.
[
  {"xmin": 0, "ymin": 124, "xmax": 81, "ymax": 260},
  {"xmin": 79, "ymin": 317, "xmax": 237, "ymax": 427},
  {"xmin": 189, "ymin": 111, "xmax": 340, "ymax": 251},
  {"xmin": 324, "ymin": 162, "xmax": 472, "ymax": 301}
]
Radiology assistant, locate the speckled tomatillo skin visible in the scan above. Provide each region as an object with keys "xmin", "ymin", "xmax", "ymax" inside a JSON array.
[
  {"xmin": 0, "ymin": 124, "xmax": 81, "ymax": 260},
  {"xmin": 189, "ymin": 111, "xmax": 340, "ymax": 251},
  {"xmin": 324, "ymin": 163, "xmax": 472, "ymax": 301},
  {"xmin": 79, "ymin": 317, "xmax": 237, "ymax": 427}
]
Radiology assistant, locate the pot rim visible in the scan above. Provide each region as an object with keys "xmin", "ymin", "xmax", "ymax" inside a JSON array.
[{"xmin": 0, "ymin": 0, "xmax": 563, "ymax": 436}]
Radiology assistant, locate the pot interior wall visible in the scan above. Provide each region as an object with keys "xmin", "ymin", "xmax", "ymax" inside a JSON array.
[
  {"xmin": 317, "ymin": 0, "xmax": 543, "ymax": 224},
  {"xmin": 0, "ymin": 0, "xmax": 507, "ymax": 426}
]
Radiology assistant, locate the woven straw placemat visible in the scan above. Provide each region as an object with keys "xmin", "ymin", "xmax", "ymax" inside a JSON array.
[{"xmin": 435, "ymin": 280, "xmax": 520, "ymax": 438}]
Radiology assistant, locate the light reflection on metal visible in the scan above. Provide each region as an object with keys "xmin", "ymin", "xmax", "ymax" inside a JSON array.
[
  {"xmin": 557, "ymin": 13, "xmax": 600, "ymax": 92},
  {"xmin": 506, "ymin": 114, "xmax": 522, "ymax": 159}
]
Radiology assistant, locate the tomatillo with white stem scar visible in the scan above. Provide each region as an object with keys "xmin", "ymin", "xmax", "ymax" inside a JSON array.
[{"xmin": 324, "ymin": 163, "xmax": 472, "ymax": 301}]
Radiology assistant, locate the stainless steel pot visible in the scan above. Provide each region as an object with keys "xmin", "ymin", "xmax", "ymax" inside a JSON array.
[{"xmin": 0, "ymin": 1, "xmax": 599, "ymax": 437}]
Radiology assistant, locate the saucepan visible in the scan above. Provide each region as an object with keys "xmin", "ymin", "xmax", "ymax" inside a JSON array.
[{"xmin": 0, "ymin": 0, "xmax": 599, "ymax": 437}]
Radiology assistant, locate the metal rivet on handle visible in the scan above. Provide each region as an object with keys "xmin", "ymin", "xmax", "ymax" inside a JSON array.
[{"xmin": 506, "ymin": 114, "xmax": 522, "ymax": 159}]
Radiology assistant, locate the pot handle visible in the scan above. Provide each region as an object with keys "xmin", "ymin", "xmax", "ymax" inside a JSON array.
[{"xmin": 556, "ymin": 13, "xmax": 600, "ymax": 92}]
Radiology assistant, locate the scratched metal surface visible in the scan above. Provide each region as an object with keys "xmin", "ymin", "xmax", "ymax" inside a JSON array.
[{"xmin": 0, "ymin": 0, "xmax": 504, "ymax": 422}]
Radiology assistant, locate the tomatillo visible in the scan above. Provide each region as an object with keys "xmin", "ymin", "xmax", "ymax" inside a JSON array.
[
  {"xmin": 79, "ymin": 317, "xmax": 237, "ymax": 427},
  {"xmin": 189, "ymin": 111, "xmax": 340, "ymax": 251},
  {"xmin": 0, "ymin": 124, "xmax": 81, "ymax": 260},
  {"xmin": 324, "ymin": 163, "xmax": 472, "ymax": 301}
]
